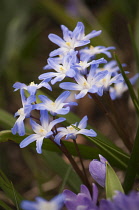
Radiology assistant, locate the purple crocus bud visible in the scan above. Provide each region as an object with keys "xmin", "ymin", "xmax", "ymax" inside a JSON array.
[{"xmin": 89, "ymin": 155, "xmax": 107, "ymax": 187}]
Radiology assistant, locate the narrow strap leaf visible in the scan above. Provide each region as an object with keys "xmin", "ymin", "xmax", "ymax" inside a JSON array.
[
  {"xmin": 106, "ymin": 162, "xmax": 124, "ymax": 199},
  {"xmin": 114, "ymin": 54, "xmax": 139, "ymax": 116},
  {"xmin": 123, "ymin": 125, "xmax": 139, "ymax": 193}
]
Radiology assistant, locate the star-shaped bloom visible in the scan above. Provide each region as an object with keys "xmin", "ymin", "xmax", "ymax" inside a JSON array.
[
  {"xmin": 98, "ymin": 72, "xmax": 123, "ymax": 91},
  {"xmin": 43, "ymin": 55, "xmax": 64, "ymax": 70},
  {"xmin": 20, "ymin": 110, "xmax": 65, "ymax": 153},
  {"xmin": 33, "ymin": 91, "xmax": 77, "ymax": 116},
  {"xmin": 48, "ymin": 22, "xmax": 101, "ymax": 57},
  {"xmin": 39, "ymin": 51, "xmax": 77, "ymax": 84},
  {"xmin": 73, "ymin": 55, "xmax": 107, "ymax": 75},
  {"xmin": 21, "ymin": 194, "xmax": 64, "ymax": 210},
  {"xmin": 96, "ymin": 60, "xmax": 126, "ymax": 76},
  {"xmin": 13, "ymin": 80, "xmax": 52, "ymax": 95},
  {"xmin": 64, "ymin": 184, "xmax": 98, "ymax": 210},
  {"xmin": 54, "ymin": 115, "xmax": 97, "ymax": 145},
  {"xmin": 11, "ymin": 89, "xmax": 35, "ymax": 136},
  {"xmin": 80, "ymin": 45, "xmax": 115, "ymax": 58},
  {"xmin": 109, "ymin": 73, "xmax": 139, "ymax": 100},
  {"xmin": 60, "ymin": 68, "xmax": 108, "ymax": 99}
]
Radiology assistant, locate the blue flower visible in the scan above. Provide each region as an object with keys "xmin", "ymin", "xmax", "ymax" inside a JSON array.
[
  {"xmin": 72, "ymin": 56, "xmax": 106, "ymax": 75},
  {"xmin": 54, "ymin": 115, "xmax": 97, "ymax": 145},
  {"xmin": 109, "ymin": 73, "xmax": 139, "ymax": 100},
  {"xmin": 11, "ymin": 90, "xmax": 35, "ymax": 136},
  {"xmin": 98, "ymin": 72, "xmax": 124, "ymax": 91},
  {"xmin": 80, "ymin": 45, "xmax": 115, "ymax": 58},
  {"xmin": 13, "ymin": 80, "xmax": 52, "ymax": 95},
  {"xmin": 60, "ymin": 68, "xmax": 108, "ymax": 99},
  {"xmin": 89, "ymin": 154, "xmax": 107, "ymax": 187},
  {"xmin": 43, "ymin": 56, "xmax": 64, "ymax": 70},
  {"xmin": 39, "ymin": 51, "xmax": 77, "ymax": 84},
  {"xmin": 33, "ymin": 91, "xmax": 77, "ymax": 116},
  {"xmin": 96, "ymin": 60, "xmax": 127, "ymax": 76},
  {"xmin": 48, "ymin": 22, "xmax": 101, "ymax": 57},
  {"xmin": 21, "ymin": 194, "xmax": 64, "ymax": 210},
  {"xmin": 20, "ymin": 110, "xmax": 65, "ymax": 153},
  {"xmin": 64, "ymin": 184, "xmax": 98, "ymax": 210}
]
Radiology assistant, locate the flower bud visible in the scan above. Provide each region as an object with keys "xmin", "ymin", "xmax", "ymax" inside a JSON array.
[{"xmin": 89, "ymin": 154, "xmax": 107, "ymax": 187}]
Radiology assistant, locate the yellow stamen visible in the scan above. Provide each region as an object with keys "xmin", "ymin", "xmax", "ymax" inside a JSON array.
[
  {"xmin": 30, "ymin": 81, "xmax": 35, "ymax": 86},
  {"xmin": 59, "ymin": 66, "xmax": 65, "ymax": 72},
  {"xmin": 51, "ymin": 102, "xmax": 55, "ymax": 106},
  {"xmin": 83, "ymin": 81, "xmax": 88, "ymax": 87},
  {"xmin": 18, "ymin": 108, "xmax": 24, "ymax": 115},
  {"xmin": 69, "ymin": 126, "xmax": 74, "ymax": 130},
  {"xmin": 79, "ymin": 61, "xmax": 84, "ymax": 66},
  {"xmin": 102, "ymin": 78, "xmax": 106, "ymax": 83},
  {"xmin": 89, "ymin": 45, "xmax": 94, "ymax": 49},
  {"xmin": 66, "ymin": 42, "xmax": 71, "ymax": 47},
  {"xmin": 39, "ymin": 128, "xmax": 45, "ymax": 133}
]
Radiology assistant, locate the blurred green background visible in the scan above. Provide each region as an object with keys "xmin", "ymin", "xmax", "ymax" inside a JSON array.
[{"xmin": 0, "ymin": 0, "xmax": 139, "ymax": 208}]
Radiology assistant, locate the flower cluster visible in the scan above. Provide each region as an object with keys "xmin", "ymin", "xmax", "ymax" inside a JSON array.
[{"xmin": 12, "ymin": 21, "xmax": 138, "ymax": 154}]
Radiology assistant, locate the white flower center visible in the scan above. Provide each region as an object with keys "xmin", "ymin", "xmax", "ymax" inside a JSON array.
[
  {"xmin": 38, "ymin": 201, "xmax": 57, "ymax": 210},
  {"xmin": 114, "ymin": 83, "xmax": 124, "ymax": 95},
  {"xmin": 67, "ymin": 125, "xmax": 76, "ymax": 133},
  {"xmin": 17, "ymin": 108, "xmax": 24, "ymax": 116},
  {"xmin": 89, "ymin": 45, "xmax": 94, "ymax": 50},
  {"xmin": 50, "ymin": 102, "xmax": 58, "ymax": 112},
  {"xmin": 65, "ymin": 41, "xmax": 74, "ymax": 49},
  {"xmin": 82, "ymin": 81, "xmax": 90, "ymax": 89},
  {"xmin": 38, "ymin": 128, "xmax": 47, "ymax": 136},
  {"xmin": 66, "ymin": 42, "xmax": 71, "ymax": 47},
  {"xmin": 29, "ymin": 81, "xmax": 37, "ymax": 87},
  {"xmin": 89, "ymin": 45, "xmax": 101, "ymax": 55},
  {"xmin": 59, "ymin": 66, "xmax": 66, "ymax": 73},
  {"xmin": 79, "ymin": 61, "xmax": 84, "ymax": 66}
]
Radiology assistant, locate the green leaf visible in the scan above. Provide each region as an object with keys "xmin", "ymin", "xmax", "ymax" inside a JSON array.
[
  {"xmin": 0, "ymin": 109, "xmax": 15, "ymax": 129},
  {"xmin": 0, "ymin": 130, "xmax": 100, "ymax": 159},
  {"xmin": 0, "ymin": 100, "xmax": 130, "ymax": 172},
  {"xmin": 0, "ymin": 201, "xmax": 13, "ymax": 210},
  {"xmin": 71, "ymin": 124, "xmax": 129, "ymax": 170},
  {"xmin": 61, "ymin": 111, "xmax": 121, "ymax": 148},
  {"xmin": 0, "ymin": 170, "xmax": 23, "ymax": 208},
  {"xmin": 0, "ymin": 130, "xmax": 129, "ymax": 171},
  {"xmin": 0, "ymin": 108, "xmax": 31, "ymax": 133},
  {"xmin": 123, "ymin": 126, "xmax": 139, "ymax": 193},
  {"xmin": 114, "ymin": 54, "xmax": 139, "ymax": 116},
  {"xmin": 86, "ymin": 135, "xmax": 129, "ymax": 170},
  {"xmin": 106, "ymin": 162, "xmax": 124, "ymax": 199},
  {"xmin": 42, "ymin": 151, "xmax": 82, "ymax": 192},
  {"xmin": 59, "ymin": 165, "xmax": 72, "ymax": 193}
]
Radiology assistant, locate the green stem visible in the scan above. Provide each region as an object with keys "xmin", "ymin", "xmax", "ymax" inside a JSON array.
[
  {"xmin": 49, "ymin": 137, "xmax": 84, "ymax": 182},
  {"xmin": 73, "ymin": 139, "xmax": 92, "ymax": 193},
  {"xmin": 123, "ymin": 125, "xmax": 139, "ymax": 193},
  {"xmin": 60, "ymin": 141, "xmax": 86, "ymax": 184}
]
